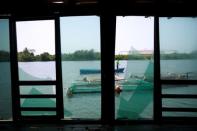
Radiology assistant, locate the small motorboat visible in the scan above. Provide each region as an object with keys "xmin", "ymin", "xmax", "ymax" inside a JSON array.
[{"xmin": 80, "ymin": 68, "xmax": 124, "ymax": 75}]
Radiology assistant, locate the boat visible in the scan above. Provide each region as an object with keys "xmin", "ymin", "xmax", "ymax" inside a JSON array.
[
  {"xmin": 67, "ymin": 58, "xmax": 153, "ymax": 95},
  {"xmin": 66, "ymin": 77, "xmax": 153, "ymax": 95},
  {"xmin": 80, "ymin": 68, "xmax": 125, "ymax": 75},
  {"xmin": 161, "ymin": 72, "xmax": 190, "ymax": 80}
]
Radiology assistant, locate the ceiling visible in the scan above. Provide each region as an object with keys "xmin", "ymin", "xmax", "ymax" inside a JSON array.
[{"xmin": 0, "ymin": 0, "xmax": 196, "ymax": 17}]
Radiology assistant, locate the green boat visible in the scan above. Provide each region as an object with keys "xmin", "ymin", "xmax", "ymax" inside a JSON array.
[
  {"xmin": 67, "ymin": 53, "xmax": 154, "ymax": 95},
  {"xmin": 66, "ymin": 78, "xmax": 153, "ymax": 95}
]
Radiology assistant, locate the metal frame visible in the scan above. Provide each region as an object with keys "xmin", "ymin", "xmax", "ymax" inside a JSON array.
[
  {"xmin": 162, "ymin": 80, "xmax": 197, "ymax": 85},
  {"xmin": 10, "ymin": 16, "xmax": 21, "ymax": 120},
  {"xmin": 1, "ymin": 13, "xmax": 197, "ymax": 125},
  {"xmin": 154, "ymin": 16, "xmax": 162, "ymax": 123},
  {"xmin": 10, "ymin": 17, "xmax": 64, "ymax": 120},
  {"xmin": 100, "ymin": 15, "xmax": 116, "ymax": 125},
  {"xmin": 55, "ymin": 16, "xmax": 64, "ymax": 119},
  {"xmin": 159, "ymin": 16, "xmax": 197, "ymax": 122}
]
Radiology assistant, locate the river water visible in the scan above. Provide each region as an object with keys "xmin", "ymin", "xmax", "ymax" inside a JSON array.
[{"xmin": 1, "ymin": 60, "xmax": 197, "ymax": 120}]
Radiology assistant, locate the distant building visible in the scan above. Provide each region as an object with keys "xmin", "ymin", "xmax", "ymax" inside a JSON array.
[{"xmin": 138, "ymin": 50, "xmax": 153, "ymax": 55}]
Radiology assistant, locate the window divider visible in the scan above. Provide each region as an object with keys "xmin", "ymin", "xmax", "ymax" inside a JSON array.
[
  {"xmin": 55, "ymin": 16, "xmax": 64, "ymax": 119},
  {"xmin": 162, "ymin": 107, "xmax": 197, "ymax": 112},
  {"xmin": 162, "ymin": 94, "xmax": 197, "ymax": 99},
  {"xmin": 154, "ymin": 16, "xmax": 162, "ymax": 123},
  {"xmin": 101, "ymin": 15, "xmax": 116, "ymax": 124},
  {"xmin": 19, "ymin": 81, "xmax": 56, "ymax": 85},
  {"xmin": 20, "ymin": 94, "xmax": 57, "ymax": 98},
  {"xmin": 10, "ymin": 17, "xmax": 21, "ymax": 121},
  {"xmin": 20, "ymin": 107, "xmax": 57, "ymax": 111},
  {"xmin": 161, "ymin": 80, "xmax": 197, "ymax": 85}
]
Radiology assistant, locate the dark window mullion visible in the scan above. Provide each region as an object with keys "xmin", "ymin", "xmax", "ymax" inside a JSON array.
[
  {"xmin": 19, "ymin": 81, "xmax": 56, "ymax": 85},
  {"xmin": 161, "ymin": 80, "xmax": 197, "ymax": 85},
  {"xmin": 20, "ymin": 107, "xmax": 57, "ymax": 111},
  {"xmin": 162, "ymin": 94, "xmax": 197, "ymax": 99},
  {"xmin": 163, "ymin": 116, "xmax": 197, "ymax": 122},
  {"xmin": 20, "ymin": 116, "xmax": 58, "ymax": 120},
  {"xmin": 162, "ymin": 107, "xmax": 197, "ymax": 112},
  {"xmin": 101, "ymin": 15, "xmax": 116, "ymax": 124},
  {"xmin": 154, "ymin": 16, "xmax": 162, "ymax": 122},
  {"xmin": 55, "ymin": 16, "xmax": 64, "ymax": 119},
  {"xmin": 10, "ymin": 17, "xmax": 21, "ymax": 120},
  {"xmin": 20, "ymin": 94, "xmax": 57, "ymax": 98}
]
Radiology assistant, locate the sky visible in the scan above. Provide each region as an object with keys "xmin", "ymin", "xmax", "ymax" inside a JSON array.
[
  {"xmin": 16, "ymin": 20, "xmax": 55, "ymax": 55},
  {"xmin": 115, "ymin": 16, "xmax": 154, "ymax": 54},
  {"xmin": 16, "ymin": 16, "xmax": 153, "ymax": 55},
  {"xmin": 14, "ymin": 16, "xmax": 197, "ymax": 55},
  {"xmin": 160, "ymin": 17, "xmax": 197, "ymax": 53},
  {"xmin": 60, "ymin": 16, "xmax": 100, "ymax": 53}
]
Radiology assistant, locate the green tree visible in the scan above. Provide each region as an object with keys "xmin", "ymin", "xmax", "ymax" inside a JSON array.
[
  {"xmin": 62, "ymin": 49, "xmax": 101, "ymax": 61},
  {"xmin": 0, "ymin": 50, "xmax": 10, "ymax": 62},
  {"xmin": 40, "ymin": 52, "xmax": 52, "ymax": 61},
  {"xmin": 18, "ymin": 48, "xmax": 35, "ymax": 61}
]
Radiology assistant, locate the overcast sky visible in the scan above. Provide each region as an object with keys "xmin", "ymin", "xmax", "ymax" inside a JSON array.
[
  {"xmin": 160, "ymin": 17, "xmax": 197, "ymax": 53},
  {"xmin": 16, "ymin": 20, "xmax": 55, "ymax": 55},
  {"xmin": 60, "ymin": 16, "xmax": 100, "ymax": 54},
  {"xmin": 14, "ymin": 16, "xmax": 197, "ymax": 55},
  {"xmin": 115, "ymin": 16, "xmax": 154, "ymax": 54}
]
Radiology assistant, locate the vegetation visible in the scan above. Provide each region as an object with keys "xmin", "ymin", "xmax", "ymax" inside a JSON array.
[
  {"xmin": 62, "ymin": 49, "xmax": 100, "ymax": 61},
  {"xmin": 115, "ymin": 54, "xmax": 152, "ymax": 60},
  {"xmin": 17, "ymin": 48, "xmax": 100, "ymax": 61},
  {"xmin": 0, "ymin": 50, "xmax": 10, "ymax": 61},
  {"xmin": 1, "ymin": 48, "xmax": 197, "ymax": 62},
  {"xmin": 160, "ymin": 52, "xmax": 197, "ymax": 60},
  {"xmin": 18, "ymin": 48, "xmax": 55, "ymax": 62}
]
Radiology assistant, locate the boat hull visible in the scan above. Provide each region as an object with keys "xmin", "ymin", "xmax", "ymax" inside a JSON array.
[
  {"xmin": 80, "ymin": 68, "xmax": 124, "ymax": 75},
  {"xmin": 67, "ymin": 79, "xmax": 153, "ymax": 94}
]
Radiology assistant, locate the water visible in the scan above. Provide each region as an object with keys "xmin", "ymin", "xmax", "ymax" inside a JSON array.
[
  {"xmin": 161, "ymin": 59, "xmax": 197, "ymax": 79},
  {"xmin": 17, "ymin": 60, "xmax": 197, "ymax": 118},
  {"xmin": 0, "ymin": 62, "xmax": 12, "ymax": 120},
  {"xmin": 1, "ymin": 60, "xmax": 197, "ymax": 120}
]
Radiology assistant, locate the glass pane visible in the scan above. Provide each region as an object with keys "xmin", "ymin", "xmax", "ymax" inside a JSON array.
[
  {"xmin": 163, "ymin": 112, "xmax": 197, "ymax": 117},
  {"xmin": 162, "ymin": 98, "xmax": 197, "ymax": 108},
  {"xmin": 20, "ymin": 85, "xmax": 56, "ymax": 95},
  {"xmin": 60, "ymin": 16, "xmax": 101, "ymax": 119},
  {"xmin": 162, "ymin": 85, "xmax": 197, "ymax": 94},
  {"xmin": 0, "ymin": 19, "xmax": 12, "ymax": 120},
  {"xmin": 16, "ymin": 20, "xmax": 56, "ymax": 81},
  {"xmin": 160, "ymin": 17, "xmax": 197, "ymax": 80},
  {"xmin": 21, "ymin": 98, "xmax": 56, "ymax": 107},
  {"xmin": 21, "ymin": 111, "xmax": 56, "ymax": 116},
  {"xmin": 162, "ymin": 98, "xmax": 197, "ymax": 117},
  {"xmin": 115, "ymin": 16, "xmax": 154, "ymax": 120}
]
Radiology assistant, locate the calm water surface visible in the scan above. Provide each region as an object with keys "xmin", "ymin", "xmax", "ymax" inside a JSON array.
[{"xmin": 1, "ymin": 60, "xmax": 196, "ymax": 119}]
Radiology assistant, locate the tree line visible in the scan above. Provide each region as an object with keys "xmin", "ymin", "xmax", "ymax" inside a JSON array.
[
  {"xmin": 17, "ymin": 48, "xmax": 55, "ymax": 61},
  {"xmin": 62, "ymin": 49, "xmax": 100, "ymax": 61},
  {"xmin": 0, "ymin": 50, "xmax": 10, "ymax": 62},
  {"xmin": 160, "ymin": 52, "xmax": 197, "ymax": 60},
  {"xmin": 0, "ymin": 48, "xmax": 197, "ymax": 62}
]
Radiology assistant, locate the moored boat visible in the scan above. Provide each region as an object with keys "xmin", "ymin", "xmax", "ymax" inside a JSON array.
[
  {"xmin": 80, "ymin": 68, "xmax": 124, "ymax": 75},
  {"xmin": 66, "ymin": 77, "xmax": 153, "ymax": 95}
]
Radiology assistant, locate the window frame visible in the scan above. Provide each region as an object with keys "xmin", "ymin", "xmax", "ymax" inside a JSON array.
[
  {"xmin": 1, "ymin": 14, "xmax": 197, "ymax": 124},
  {"xmin": 10, "ymin": 16, "xmax": 64, "ymax": 121},
  {"xmin": 159, "ymin": 16, "xmax": 197, "ymax": 122}
]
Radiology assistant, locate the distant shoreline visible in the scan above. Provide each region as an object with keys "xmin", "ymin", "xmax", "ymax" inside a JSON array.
[{"xmin": 1, "ymin": 49, "xmax": 197, "ymax": 62}]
